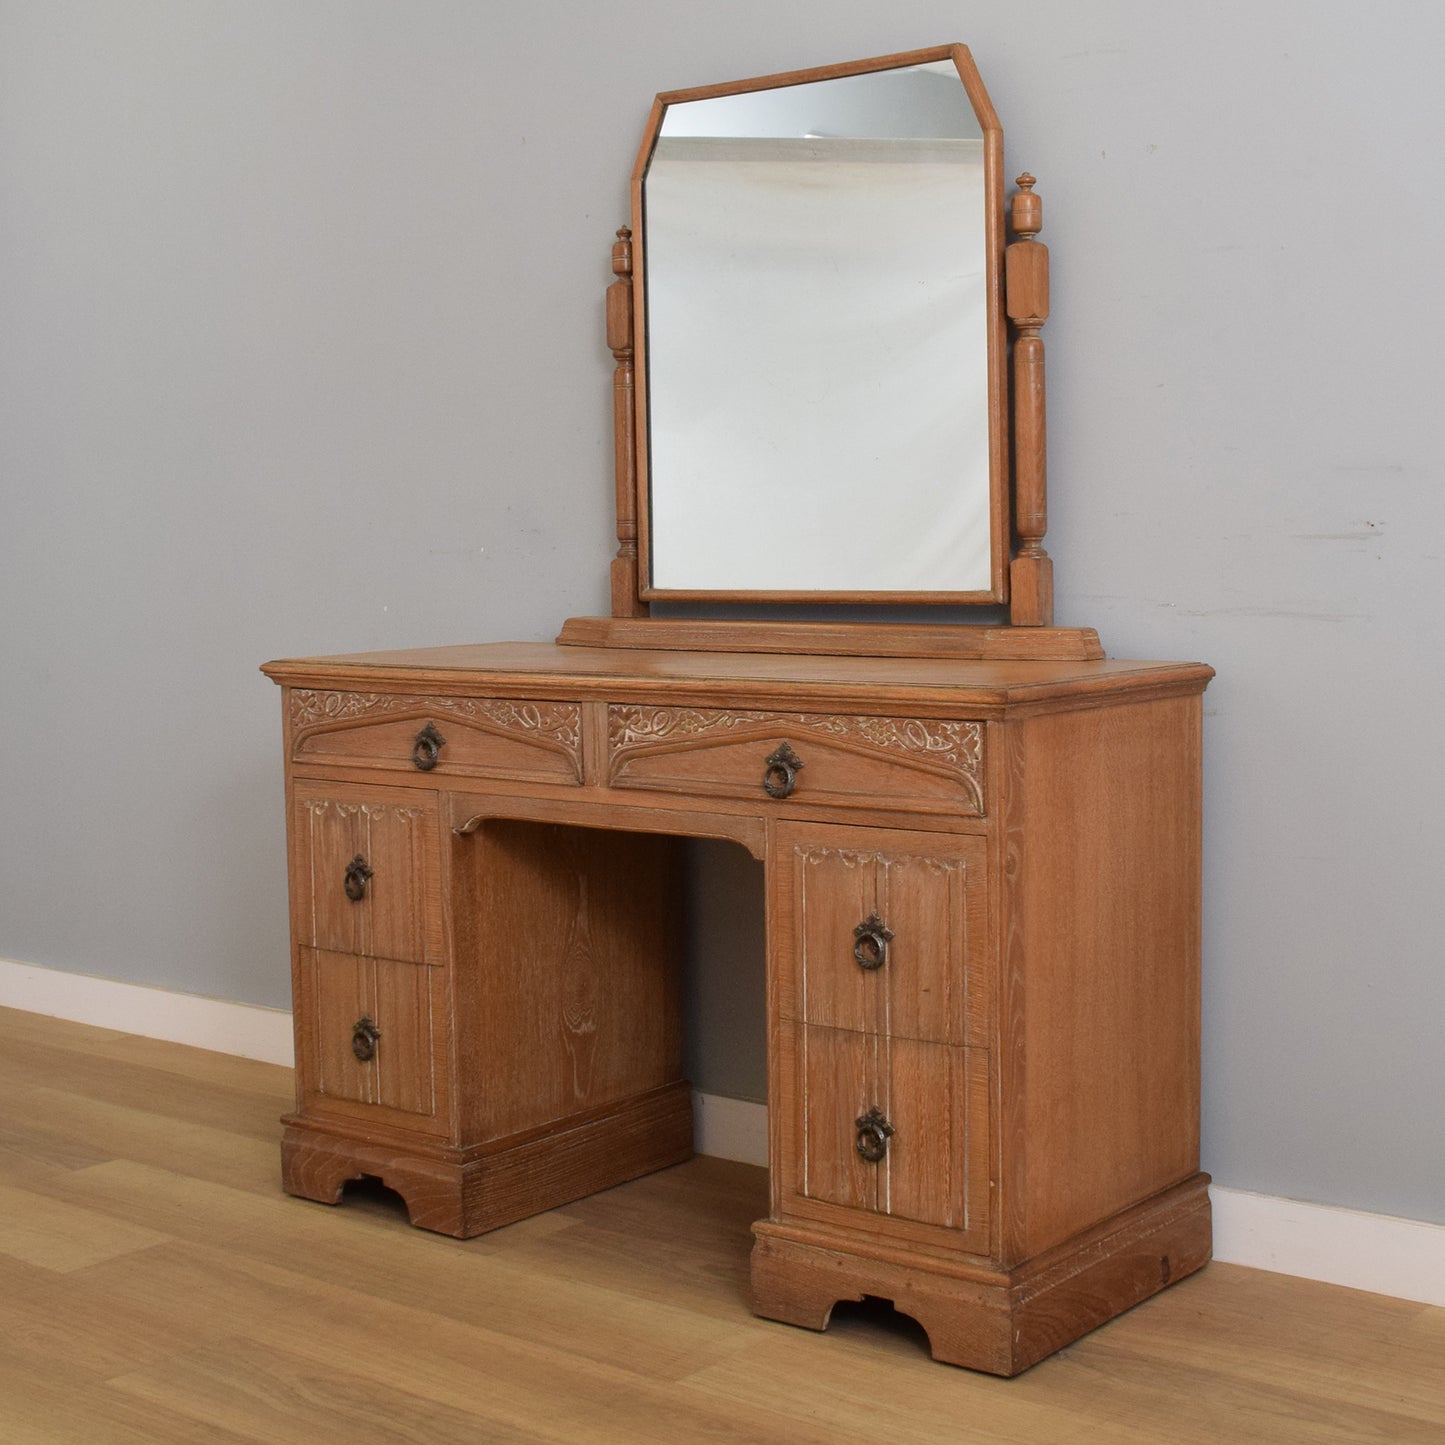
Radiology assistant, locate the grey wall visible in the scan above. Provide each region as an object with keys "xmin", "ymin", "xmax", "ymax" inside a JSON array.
[{"xmin": 2, "ymin": 2, "xmax": 1442, "ymax": 1226}]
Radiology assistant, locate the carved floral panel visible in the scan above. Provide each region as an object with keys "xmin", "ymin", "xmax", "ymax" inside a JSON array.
[
  {"xmin": 607, "ymin": 705, "xmax": 984, "ymax": 813},
  {"xmin": 290, "ymin": 689, "xmax": 583, "ymax": 773}
]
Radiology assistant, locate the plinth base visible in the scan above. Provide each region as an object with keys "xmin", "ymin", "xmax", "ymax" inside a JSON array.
[
  {"xmin": 751, "ymin": 1173, "xmax": 1211, "ymax": 1375},
  {"xmin": 281, "ymin": 1082, "xmax": 693, "ymax": 1238}
]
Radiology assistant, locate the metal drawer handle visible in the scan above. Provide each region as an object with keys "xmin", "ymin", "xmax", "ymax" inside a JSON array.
[
  {"xmin": 762, "ymin": 742, "xmax": 803, "ymax": 799},
  {"xmin": 343, "ymin": 855, "xmax": 373, "ymax": 902},
  {"xmin": 852, "ymin": 913, "xmax": 894, "ymax": 971},
  {"xmin": 412, "ymin": 722, "xmax": 445, "ymax": 771},
  {"xmin": 855, "ymin": 1107, "xmax": 894, "ymax": 1163},
  {"xmin": 351, "ymin": 1016, "xmax": 381, "ymax": 1063}
]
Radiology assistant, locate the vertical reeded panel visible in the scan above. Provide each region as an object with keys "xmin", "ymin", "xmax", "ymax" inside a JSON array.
[
  {"xmin": 882, "ymin": 1036, "xmax": 962, "ymax": 1228},
  {"xmin": 373, "ymin": 957, "xmax": 437, "ymax": 1117},
  {"xmin": 801, "ymin": 1025, "xmax": 878, "ymax": 1213},
  {"xmin": 307, "ymin": 948, "xmax": 373, "ymax": 1106},
  {"xmin": 362, "ymin": 802, "xmax": 433, "ymax": 965},
  {"xmin": 878, "ymin": 849, "xmax": 968, "ymax": 1046},
  {"xmin": 298, "ymin": 798, "xmax": 363, "ymax": 956},
  {"xmin": 796, "ymin": 845, "xmax": 873, "ymax": 1034}
]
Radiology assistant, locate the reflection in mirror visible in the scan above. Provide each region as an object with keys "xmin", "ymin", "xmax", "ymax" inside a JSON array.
[{"xmin": 643, "ymin": 60, "xmax": 993, "ymax": 597}]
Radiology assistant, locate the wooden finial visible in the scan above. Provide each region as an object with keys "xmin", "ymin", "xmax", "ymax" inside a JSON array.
[
  {"xmin": 1010, "ymin": 173, "xmax": 1042, "ymax": 240},
  {"xmin": 612, "ymin": 226, "xmax": 632, "ymax": 278}
]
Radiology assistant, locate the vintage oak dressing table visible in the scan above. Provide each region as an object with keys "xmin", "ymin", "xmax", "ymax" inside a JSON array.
[{"xmin": 263, "ymin": 45, "xmax": 1212, "ymax": 1376}]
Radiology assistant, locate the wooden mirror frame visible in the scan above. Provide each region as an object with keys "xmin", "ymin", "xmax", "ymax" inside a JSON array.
[
  {"xmin": 633, "ymin": 44, "xmax": 1008, "ymax": 609},
  {"xmin": 562, "ymin": 44, "xmax": 1100, "ymax": 661}
]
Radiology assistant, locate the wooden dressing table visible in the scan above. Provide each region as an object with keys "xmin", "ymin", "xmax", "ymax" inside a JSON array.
[{"xmin": 263, "ymin": 46, "xmax": 1212, "ymax": 1375}]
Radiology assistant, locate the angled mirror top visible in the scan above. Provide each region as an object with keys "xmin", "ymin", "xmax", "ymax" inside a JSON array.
[{"xmin": 636, "ymin": 47, "xmax": 1008, "ymax": 603}]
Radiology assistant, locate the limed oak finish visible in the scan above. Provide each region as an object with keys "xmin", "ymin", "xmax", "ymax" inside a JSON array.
[{"xmin": 262, "ymin": 641, "xmax": 1212, "ymax": 1374}]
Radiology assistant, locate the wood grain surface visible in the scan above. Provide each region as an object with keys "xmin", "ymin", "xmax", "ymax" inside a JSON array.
[
  {"xmin": 1, "ymin": 1004, "xmax": 1442, "ymax": 1442},
  {"xmin": 261, "ymin": 642, "xmax": 1212, "ymax": 719},
  {"xmin": 265, "ymin": 645, "xmax": 1215, "ymax": 1366}
]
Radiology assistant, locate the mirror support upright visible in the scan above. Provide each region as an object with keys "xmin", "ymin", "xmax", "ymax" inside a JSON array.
[
  {"xmin": 1006, "ymin": 174, "xmax": 1052, "ymax": 626},
  {"xmin": 607, "ymin": 227, "xmax": 647, "ymax": 618}
]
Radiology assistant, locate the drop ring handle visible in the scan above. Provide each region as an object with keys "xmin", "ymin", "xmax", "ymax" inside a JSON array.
[
  {"xmin": 343, "ymin": 855, "xmax": 372, "ymax": 902},
  {"xmin": 351, "ymin": 1016, "xmax": 381, "ymax": 1063},
  {"xmin": 762, "ymin": 742, "xmax": 804, "ymax": 800},
  {"xmin": 855, "ymin": 1107, "xmax": 894, "ymax": 1163},
  {"xmin": 852, "ymin": 913, "xmax": 894, "ymax": 971},
  {"xmin": 412, "ymin": 722, "xmax": 445, "ymax": 771}
]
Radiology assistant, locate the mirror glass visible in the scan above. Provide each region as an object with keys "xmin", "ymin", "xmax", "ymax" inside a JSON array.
[{"xmin": 641, "ymin": 58, "xmax": 997, "ymax": 598}]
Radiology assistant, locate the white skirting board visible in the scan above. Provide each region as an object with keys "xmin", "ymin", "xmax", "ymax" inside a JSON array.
[
  {"xmin": 0, "ymin": 957, "xmax": 295, "ymax": 1067},
  {"xmin": 3, "ymin": 955, "xmax": 1442, "ymax": 1309}
]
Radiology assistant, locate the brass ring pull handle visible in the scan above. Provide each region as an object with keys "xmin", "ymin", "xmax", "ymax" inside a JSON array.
[
  {"xmin": 855, "ymin": 1107, "xmax": 894, "ymax": 1163},
  {"xmin": 343, "ymin": 855, "xmax": 373, "ymax": 902},
  {"xmin": 762, "ymin": 742, "xmax": 804, "ymax": 799},
  {"xmin": 351, "ymin": 1016, "xmax": 381, "ymax": 1063},
  {"xmin": 852, "ymin": 913, "xmax": 894, "ymax": 971},
  {"xmin": 412, "ymin": 721, "xmax": 445, "ymax": 771}
]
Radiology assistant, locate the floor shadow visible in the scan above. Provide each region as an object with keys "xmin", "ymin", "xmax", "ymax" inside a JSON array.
[
  {"xmin": 827, "ymin": 1295, "xmax": 935, "ymax": 1358},
  {"xmin": 338, "ymin": 1174, "xmax": 413, "ymax": 1223}
]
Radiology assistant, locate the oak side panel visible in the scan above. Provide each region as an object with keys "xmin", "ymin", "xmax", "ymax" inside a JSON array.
[
  {"xmin": 450, "ymin": 819, "xmax": 684, "ymax": 1145},
  {"xmin": 1009, "ymin": 695, "xmax": 1204, "ymax": 1258}
]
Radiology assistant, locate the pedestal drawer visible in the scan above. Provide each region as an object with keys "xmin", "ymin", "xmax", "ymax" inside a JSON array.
[
  {"xmin": 290, "ymin": 783, "xmax": 444, "ymax": 965},
  {"xmin": 774, "ymin": 823, "xmax": 990, "ymax": 1048},
  {"xmin": 298, "ymin": 947, "xmax": 451, "ymax": 1136},
  {"xmin": 777, "ymin": 1023, "xmax": 990, "ymax": 1252},
  {"xmin": 606, "ymin": 706, "xmax": 984, "ymax": 816}
]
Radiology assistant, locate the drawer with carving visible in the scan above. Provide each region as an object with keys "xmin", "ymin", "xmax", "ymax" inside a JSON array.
[
  {"xmin": 289, "ymin": 783, "xmax": 445, "ymax": 965},
  {"xmin": 775, "ymin": 1022, "xmax": 990, "ymax": 1253},
  {"xmin": 773, "ymin": 824, "xmax": 990, "ymax": 1048},
  {"xmin": 605, "ymin": 705, "xmax": 985, "ymax": 816},
  {"xmin": 289, "ymin": 689, "xmax": 583, "ymax": 785}
]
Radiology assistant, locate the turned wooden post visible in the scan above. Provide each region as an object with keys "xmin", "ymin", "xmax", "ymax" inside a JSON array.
[
  {"xmin": 1006, "ymin": 175, "xmax": 1053, "ymax": 627},
  {"xmin": 607, "ymin": 227, "xmax": 646, "ymax": 616}
]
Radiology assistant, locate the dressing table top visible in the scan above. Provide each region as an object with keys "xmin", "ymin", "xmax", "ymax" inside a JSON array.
[{"xmin": 262, "ymin": 641, "xmax": 1212, "ymax": 717}]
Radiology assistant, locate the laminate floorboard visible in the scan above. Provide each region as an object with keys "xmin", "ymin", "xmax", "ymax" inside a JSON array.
[{"xmin": 0, "ymin": 1004, "xmax": 1440, "ymax": 1443}]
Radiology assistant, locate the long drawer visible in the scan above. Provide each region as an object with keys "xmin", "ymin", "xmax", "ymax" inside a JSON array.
[
  {"xmin": 289, "ymin": 688, "xmax": 583, "ymax": 785},
  {"xmin": 605, "ymin": 705, "xmax": 985, "ymax": 817}
]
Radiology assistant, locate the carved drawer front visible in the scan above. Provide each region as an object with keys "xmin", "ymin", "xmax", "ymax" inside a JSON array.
[
  {"xmin": 776, "ymin": 824, "xmax": 990, "ymax": 1048},
  {"xmin": 290, "ymin": 689, "xmax": 583, "ymax": 785},
  {"xmin": 298, "ymin": 947, "xmax": 450, "ymax": 1135},
  {"xmin": 606, "ymin": 706, "xmax": 984, "ymax": 816},
  {"xmin": 779, "ymin": 1023, "xmax": 990, "ymax": 1252},
  {"xmin": 291, "ymin": 784, "xmax": 444, "ymax": 966}
]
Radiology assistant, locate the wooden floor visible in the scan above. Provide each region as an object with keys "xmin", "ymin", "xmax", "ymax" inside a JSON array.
[{"xmin": 0, "ymin": 1006, "xmax": 1442, "ymax": 1444}]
